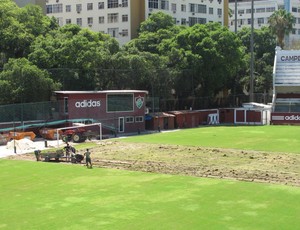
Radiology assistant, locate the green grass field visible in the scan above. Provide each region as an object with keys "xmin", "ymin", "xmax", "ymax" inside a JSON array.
[
  {"xmin": 1, "ymin": 126, "xmax": 300, "ymax": 229},
  {"xmin": 120, "ymin": 125, "xmax": 300, "ymax": 153}
]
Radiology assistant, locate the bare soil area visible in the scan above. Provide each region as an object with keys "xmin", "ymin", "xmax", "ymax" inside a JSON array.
[{"xmin": 8, "ymin": 141, "xmax": 300, "ymax": 187}]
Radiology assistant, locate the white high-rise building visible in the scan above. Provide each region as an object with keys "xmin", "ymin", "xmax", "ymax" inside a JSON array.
[
  {"xmin": 14, "ymin": 0, "xmax": 46, "ymax": 14},
  {"xmin": 228, "ymin": 0, "xmax": 300, "ymax": 48},
  {"xmin": 46, "ymin": 0, "xmax": 229, "ymax": 45}
]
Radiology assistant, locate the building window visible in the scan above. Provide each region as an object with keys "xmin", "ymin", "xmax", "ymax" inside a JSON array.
[
  {"xmin": 108, "ymin": 0, "xmax": 118, "ymax": 8},
  {"xmin": 126, "ymin": 116, "xmax": 134, "ymax": 123},
  {"xmin": 190, "ymin": 4, "xmax": 196, "ymax": 13},
  {"xmin": 256, "ymin": 8, "xmax": 265, "ymax": 13},
  {"xmin": 108, "ymin": 28, "xmax": 119, "ymax": 38},
  {"xmin": 88, "ymin": 17, "xmax": 93, "ymax": 25},
  {"xmin": 181, "ymin": 4, "xmax": 186, "ymax": 12},
  {"xmin": 108, "ymin": 13, "xmax": 118, "ymax": 23},
  {"xmin": 217, "ymin": 8, "xmax": 222, "ymax": 16},
  {"xmin": 149, "ymin": 0, "xmax": 158, "ymax": 9},
  {"xmin": 198, "ymin": 18, "xmax": 206, "ymax": 24},
  {"xmin": 188, "ymin": 17, "xmax": 206, "ymax": 26},
  {"xmin": 135, "ymin": 116, "xmax": 144, "ymax": 122},
  {"xmin": 87, "ymin": 3, "xmax": 93, "ymax": 10},
  {"xmin": 46, "ymin": 5, "xmax": 52, "ymax": 14},
  {"xmin": 107, "ymin": 94, "xmax": 133, "ymax": 112},
  {"xmin": 56, "ymin": 17, "xmax": 63, "ymax": 26},
  {"xmin": 122, "ymin": 0, "xmax": 128, "ymax": 7},
  {"xmin": 66, "ymin": 5, "xmax": 71, "ymax": 12},
  {"xmin": 64, "ymin": 97, "xmax": 68, "ymax": 114},
  {"xmin": 99, "ymin": 16, "xmax": 104, "ymax": 23},
  {"xmin": 257, "ymin": 18, "xmax": 264, "ymax": 25},
  {"xmin": 181, "ymin": 18, "xmax": 186, "ymax": 25},
  {"xmin": 292, "ymin": 7, "xmax": 297, "ymax": 13},
  {"xmin": 76, "ymin": 4, "xmax": 82, "ymax": 13},
  {"xmin": 66, "ymin": 19, "xmax": 71, "ymax": 24},
  {"xmin": 76, "ymin": 18, "xmax": 82, "ymax": 26},
  {"xmin": 161, "ymin": 0, "xmax": 169, "ymax": 10},
  {"xmin": 238, "ymin": 10, "xmax": 244, "ymax": 15},
  {"xmin": 171, "ymin": 3, "xmax": 176, "ymax": 12},
  {"xmin": 189, "ymin": 17, "xmax": 197, "ymax": 26},
  {"xmin": 120, "ymin": 29, "xmax": 128, "ymax": 36},
  {"xmin": 266, "ymin": 7, "xmax": 275, "ymax": 12},
  {"xmin": 53, "ymin": 4, "xmax": 63, "ymax": 13},
  {"xmin": 46, "ymin": 4, "xmax": 64, "ymax": 14},
  {"xmin": 122, "ymin": 14, "xmax": 128, "ymax": 22},
  {"xmin": 98, "ymin": 2, "xmax": 104, "ymax": 9},
  {"xmin": 209, "ymin": 7, "xmax": 213, "ymax": 14},
  {"xmin": 247, "ymin": 8, "xmax": 255, "ymax": 13},
  {"xmin": 197, "ymin": 4, "xmax": 206, "ymax": 14}
]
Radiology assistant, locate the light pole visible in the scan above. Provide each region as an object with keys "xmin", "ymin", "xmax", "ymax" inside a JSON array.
[
  {"xmin": 234, "ymin": 0, "xmax": 237, "ymax": 33},
  {"xmin": 13, "ymin": 108, "xmax": 16, "ymax": 154},
  {"xmin": 250, "ymin": 0, "xmax": 254, "ymax": 102}
]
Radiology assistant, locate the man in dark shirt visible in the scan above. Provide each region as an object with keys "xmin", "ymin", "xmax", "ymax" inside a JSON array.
[{"xmin": 84, "ymin": 149, "xmax": 92, "ymax": 168}]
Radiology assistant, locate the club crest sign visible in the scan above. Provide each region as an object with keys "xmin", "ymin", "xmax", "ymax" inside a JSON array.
[{"xmin": 135, "ymin": 95, "xmax": 144, "ymax": 109}]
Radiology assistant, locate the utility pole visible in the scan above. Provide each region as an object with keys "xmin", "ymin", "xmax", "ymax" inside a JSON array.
[
  {"xmin": 250, "ymin": 0, "xmax": 254, "ymax": 102},
  {"xmin": 234, "ymin": 0, "xmax": 237, "ymax": 33}
]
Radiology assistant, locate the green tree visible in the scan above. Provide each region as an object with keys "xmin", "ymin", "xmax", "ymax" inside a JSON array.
[
  {"xmin": 29, "ymin": 25, "xmax": 119, "ymax": 90},
  {"xmin": 18, "ymin": 4, "xmax": 58, "ymax": 37},
  {"xmin": 268, "ymin": 9, "xmax": 295, "ymax": 48},
  {"xmin": 237, "ymin": 27, "xmax": 276, "ymax": 97},
  {"xmin": 0, "ymin": 58, "xmax": 61, "ymax": 104},
  {"xmin": 127, "ymin": 12, "xmax": 180, "ymax": 54},
  {"xmin": 0, "ymin": 0, "xmax": 58, "ymax": 63},
  {"xmin": 100, "ymin": 47, "xmax": 168, "ymax": 93},
  {"xmin": 159, "ymin": 23, "xmax": 245, "ymax": 99},
  {"xmin": 139, "ymin": 11, "xmax": 175, "ymax": 33},
  {"xmin": 127, "ymin": 28, "xmax": 179, "ymax": 54}
]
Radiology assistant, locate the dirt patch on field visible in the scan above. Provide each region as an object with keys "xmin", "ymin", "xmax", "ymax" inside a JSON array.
[{"xmin": 8, "ymin": 141, "xmax": 300, "ymax": 186}]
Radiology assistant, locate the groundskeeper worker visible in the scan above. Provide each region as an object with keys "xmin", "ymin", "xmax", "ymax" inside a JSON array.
[
  {"xmin": 64, "ymin": 143, "xmax": 71, "ymax": 161},
  {"xmin": 84, "ymin": 149, "xmax": 92, "ymax": 168}
]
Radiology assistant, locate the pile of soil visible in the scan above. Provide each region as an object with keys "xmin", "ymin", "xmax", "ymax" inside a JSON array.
[{"xmin": 8, "ymin": 141, "xmax": 300, "ymax": 187}]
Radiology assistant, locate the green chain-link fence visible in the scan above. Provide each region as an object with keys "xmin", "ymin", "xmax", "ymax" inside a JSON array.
[{"xmin": 0, "ymin": 93, "xmax": 272, "ymax": 124}]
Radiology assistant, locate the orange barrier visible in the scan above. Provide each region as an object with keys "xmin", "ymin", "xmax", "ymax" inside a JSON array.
[
  {"xmin": 8, "ymin": 131, "xmax": 36, "ymax": 141},
  {"xmin": 39, "ymin": 128, "xmax": 63, "ymax": 140}
]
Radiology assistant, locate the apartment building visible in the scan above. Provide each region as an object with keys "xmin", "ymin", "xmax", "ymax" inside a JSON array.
[
  {"xmin": 228, "ymin": 0, "xmax": 300, "ymax": 47},
  {"xmin": 146, "ymin": 0, "xmax": 228, "ymax": 27},
  {"xmin": 14, "ymin": 0, "xmax": 46, "ymax": 13},
  {"xmin": 46, "ymin": 0, "xmax": 229, "ymax": 45}
]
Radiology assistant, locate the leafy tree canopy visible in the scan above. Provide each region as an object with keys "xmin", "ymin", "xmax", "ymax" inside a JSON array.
[
  {"xmin": 0, "ymin": 0, "xmax": 58, "ymax": 64},
  {"xmin": 237, "ymin": 26, "xmax": 276, "ymax": 95},
  {"xmin": 126, "ymin": 12, "xmax": 181, "ymax": 54},
  {"xmin": 139, "ymin": 11, "xmax": 175, "ymax": 33},
  {"xmin": 28, "ymin": 25, "xmax": 119, "ymax": 90},
  {"xmin": 156, "ymin": 22, "xmax": 245, "ymax": 97},
  {"xmin": 0, "ymin": 58, "xmax": 61, "ymax": 104}
]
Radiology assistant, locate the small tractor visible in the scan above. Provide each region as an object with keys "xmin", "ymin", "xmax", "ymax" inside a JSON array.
[{"xmin": 61, "ymin": 127, "xmax": 97, "ymax": 143}]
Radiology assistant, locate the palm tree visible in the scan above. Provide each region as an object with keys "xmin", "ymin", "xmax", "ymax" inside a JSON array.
[{"xmin": 268, "ymin": 9, "xmax": 295, "ymax": 49}]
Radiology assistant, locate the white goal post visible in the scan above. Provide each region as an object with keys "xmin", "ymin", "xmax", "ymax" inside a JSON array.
[{"xmin": 55, "ymin": 123, "xmax": 102, "ymax": 147}]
